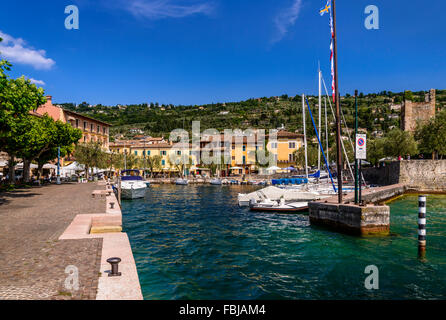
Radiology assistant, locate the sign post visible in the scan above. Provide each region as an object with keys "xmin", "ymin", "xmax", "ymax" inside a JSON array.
[{"xmin": 355, "ymin": 134, "xmax": 367, "ymax": 204}]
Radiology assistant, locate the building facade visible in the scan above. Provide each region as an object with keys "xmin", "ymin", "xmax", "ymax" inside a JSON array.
[
  {"xmin": 109, "ymin": 129, "xmax": 304, "ymax": 175},
  {"xmin": 35, "ymin": 96, "xmax": 111, "ymax": 149}
]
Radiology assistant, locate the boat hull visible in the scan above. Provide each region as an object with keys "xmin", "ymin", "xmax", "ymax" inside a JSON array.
[
  {"xmin": 121, "ymin": 186, "xmax": 146, "ymax": 199},
  {"xmin": 250, "ymin": 205, "xmax": 309, "ymax": 213}
]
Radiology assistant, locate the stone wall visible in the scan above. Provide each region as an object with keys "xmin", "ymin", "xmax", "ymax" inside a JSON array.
[
  {"xmin": 401, "ymin": 89, "xmax": 436, "ymax": 132},
  {"xmin": 309, "ymin": 202, "xmax": 390, "ymax": 236},
  {"xmin": 363, "ymin": 160, "xmax": 446, "ymax": 190}
]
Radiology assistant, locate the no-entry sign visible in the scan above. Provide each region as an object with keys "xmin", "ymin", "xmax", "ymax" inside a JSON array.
[{"xmin": 356, "ymin": 134, "xmax": 367, "ymax": 160}]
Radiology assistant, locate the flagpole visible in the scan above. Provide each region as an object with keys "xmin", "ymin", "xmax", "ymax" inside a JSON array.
[
  {"xmin": 332, "ymin": 0, "xmax": 343, "ymax": 203},
  {"xmin": 318, "ymin": 65, "xmax": 322, "ymax": 175},
  {"xmin": 302, "ymin": 94, "xmax": 308, "ymax": 179}
]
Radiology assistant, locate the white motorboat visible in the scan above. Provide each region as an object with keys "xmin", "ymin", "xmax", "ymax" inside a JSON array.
[
  {"xmin": 175, "ymin": 178, "xmax": 189, "ymax": 185},
  {"xmin": 250, "ymin": 197, "xmax": 308, "ymax": 213},
  {"xmin": 120, "ymin": 170, "xmax": 147, "ymax": 200},
  {"xmin": 210, "ymin": 178, "xmax": 222, "ymax": 185}
]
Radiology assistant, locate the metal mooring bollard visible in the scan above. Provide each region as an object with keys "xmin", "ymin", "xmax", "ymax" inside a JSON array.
[
  {"xmin": 110, "ymin": 202, "xmax": 115, "ymax": 209},
  {"xmin": 107, "ymin": 257, "xmax": 122, "ymax": 277},
  {"xmin": 418, "ymin": 195, "xmax": 427, "ymax": 258}
]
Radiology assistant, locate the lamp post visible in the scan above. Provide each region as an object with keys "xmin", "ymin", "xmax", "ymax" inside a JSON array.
[{"xmin": 57, "ymin": 146, "xmax": 61, "ymax": 185}]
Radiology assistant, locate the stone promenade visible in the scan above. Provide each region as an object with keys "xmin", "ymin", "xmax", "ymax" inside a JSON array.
[{"xmin": 0, "ymin": 183, "xmax": 105, "ymax": 300}]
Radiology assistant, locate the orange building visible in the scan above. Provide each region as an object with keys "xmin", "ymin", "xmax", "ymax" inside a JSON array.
[{"xmin": 35, "ymin": 96, "xmax": 111, "ymax": 149}]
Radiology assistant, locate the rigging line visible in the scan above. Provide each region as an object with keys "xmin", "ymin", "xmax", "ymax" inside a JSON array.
[
  {"xmin": 320, "ymin": 76, "xmax": 355, "ymax": 182},
  {"xmin": 304, "ymin": 96, "xmax": 337, "ymax": 193},
  {"xmin": 321, "ymin": 73, "xmax": 368, "ymax": 187}
]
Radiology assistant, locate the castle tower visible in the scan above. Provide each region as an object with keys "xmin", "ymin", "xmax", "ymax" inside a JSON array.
[{"xmin": 401, "ymin": 89, "xmax": 436, "ymax": 132}]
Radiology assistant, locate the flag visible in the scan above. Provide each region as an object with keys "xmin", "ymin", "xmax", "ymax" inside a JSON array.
[
  {"xmin": 319, "ymin": 0, "xmax": 331, "ymax": 16},
  {"xmin": 320, "ymin": 0, "xmax": 336, "ymax": 102}
]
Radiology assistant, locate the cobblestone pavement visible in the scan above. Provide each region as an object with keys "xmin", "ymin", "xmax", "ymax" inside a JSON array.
[{"xmin": 0, "ymin": 183, "xmax": 105, "ymax": 300}]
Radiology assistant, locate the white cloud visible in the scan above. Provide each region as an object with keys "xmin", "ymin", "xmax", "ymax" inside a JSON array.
[
  {"xmin": 123, "ymin": 0, "xmax": 214, "ymax": 19},
  {"xmin": 273, "ymin": 0, "xmax": 303, "ymax": 43},
  {"xmin": 28, "ymin": 78, "xmax": 46, "ymax": 86},
  {"xmin": 0, "ymin": 31, "xmax": 55, "ymax": 70}
]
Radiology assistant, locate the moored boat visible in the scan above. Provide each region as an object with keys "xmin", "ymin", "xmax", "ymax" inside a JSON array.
[
  {"xmin": 210, "ymin": 178, "xmax": 222, "ymax": 185},
  {"xmin": 250, "ymin": 198, "xmax": 308, "ymax": 213},
  {"xmin": 175, "ymin": 178, "xmax": 189, "ymax": 185},
  {"xmin": 120, "ymin": 170, "xmax": 147, "ymax": 200}
]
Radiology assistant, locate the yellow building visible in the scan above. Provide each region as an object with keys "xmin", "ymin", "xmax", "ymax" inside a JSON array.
[
  {"xmin": 267, "ymin": 130, "xmax": 304, "ymax": 170},
  {"xmin": 110, "ymin": 130, "xmax": 304, "ymax": 175}
]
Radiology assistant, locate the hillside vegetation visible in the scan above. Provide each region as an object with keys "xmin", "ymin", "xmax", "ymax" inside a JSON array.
[{"xmin": 58, "ymin": 90, "xmax": 446, "ymax": 143}]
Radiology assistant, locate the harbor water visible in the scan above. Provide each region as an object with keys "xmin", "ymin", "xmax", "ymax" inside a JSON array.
[{"xmin": 122, "ymin": 185, "xmax": 446, "ymax": 300}]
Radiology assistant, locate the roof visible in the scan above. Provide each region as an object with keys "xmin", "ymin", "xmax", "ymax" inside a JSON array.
[
  {"xmin": 274, "ymin": 130, "xmax": 304, "ymax": 139},
  {"xmin": 63, "ymin": 109, "xmax": 112, "ymax": 127}
]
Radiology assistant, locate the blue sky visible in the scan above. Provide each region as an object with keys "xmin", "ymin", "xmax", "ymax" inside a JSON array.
[{"xmin": 0, "ymin": 0, "xmax": 444, "ymax": 105}]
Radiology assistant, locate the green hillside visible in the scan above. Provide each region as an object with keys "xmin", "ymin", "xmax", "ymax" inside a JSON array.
[{"xmin": 57, "ymin": 89, "xmax": 446, "ymax": 142}]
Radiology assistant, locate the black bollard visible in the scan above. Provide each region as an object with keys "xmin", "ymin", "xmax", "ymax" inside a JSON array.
[
  {"xmin": 107, "ymin": 257, "xmax": 122, "ymax": 277},
  {"xmin": 110, "ymin": 202, "xmax": 115, "ymax": 209}
]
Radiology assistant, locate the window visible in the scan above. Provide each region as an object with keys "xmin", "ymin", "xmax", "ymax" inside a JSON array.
[
  {"xmin": 83, "ymin": 121, "xmax": 87, "ymax": 130},
  {"xmin": 161, "ymin": 151, "xmax": 167, "ymax": 156},
  {"xmin": 271, "ymin": 142, "xmax": 278, "ymax": 149},
  {"xmin": 117, "ymin": 149, "xmax": 120, "ymax": 153},
  {"xmin": 232, "ymin": 145, "xmax": 235, "ymax": 150},
  {"xmin": 134, "ymin": 151, "xmax": 138, "ymax": 156},
  {"xmin": 83, "ymin": 136, "xmax": 86, "ymax": 142},
  {"xmin": 91, "ymin": 124, "xmax": 94, "ymax": 132},
  {"xmin": 162, "ymin": 160, "xmax": 165, "ymax": 166},
  {"xmin": 289, "ymin": 142, "xmax": 296, "ymax": 149},
  {"xmin": 289, "ymin": 154, "xmax": 295, "ymax": 162},
  {"xmin": 97, "ymin": 125, "xmax": 100, "ymax": 133},
  {"xmin": 147, "ymin": 151, "xmax": 151, "ymax": 156},
  {"xmin": 243, "ymin": 145, "xmax": 246, "ymax": 152},
  {"xmin": 242, "ymin": 156, "xmax": 246, "ymax": 164},
  {"xmin": 103, "ymin": 127, "xmax": 106, "ymax": 134},
  {"xmin": 75, "ymin": 119, "xmax": 79, "ymax": 128},
  {"xmin": 177, "ymin": 151, "xmax": 181, "ymax": 156},
  {"xmin": 232, "ymin": 156, "xmax": 235, "ymax": 160}
]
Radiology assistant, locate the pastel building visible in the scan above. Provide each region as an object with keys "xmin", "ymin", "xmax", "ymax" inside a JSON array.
[{"xmin": 35, "ymin": 96, "xmax": 111, "ymax": 150}]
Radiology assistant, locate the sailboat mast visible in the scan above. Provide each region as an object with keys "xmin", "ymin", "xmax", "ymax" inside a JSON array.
[
  {"xmin": 318, "ymin": 68, "xmax": 322, "ymax": 173},
  {"xmin": 302, "ymin": 94, "xmax": 308, "ymax": 179},
  {"xmin": 332, "ymin": 0, "xmax": 343, "ymax": 203}
]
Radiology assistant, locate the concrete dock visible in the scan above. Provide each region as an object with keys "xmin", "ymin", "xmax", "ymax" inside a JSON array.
[{"xmin": 0, "ymin": 181, "xmax": 142, "ymax": 300}]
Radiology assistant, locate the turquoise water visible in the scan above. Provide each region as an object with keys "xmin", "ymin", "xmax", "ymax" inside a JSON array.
[{"xmin": 122, "ymin": 186, "xmax": 446, "ymax": 300}]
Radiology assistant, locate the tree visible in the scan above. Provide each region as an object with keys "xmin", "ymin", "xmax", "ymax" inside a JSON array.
[
  {"xmin": 0, "ymin": 76, "xmax": 46, "ymax": 183},
  {"xmin": 145, "ymin": 155, "xmax": 162, "ymax": 177},
  {"xmin": 293, "ymin": 144, "xmax": 318, "ymax": 169},
  {"xmin": 415, "ymin": 110, "xmax": 446, "ymax": 159},
  {"xmin": 383, "ymin": 129, "xmax": 418, "ymax": 158},
  {"xmin": 367, "ymin": 138, "xmax": 385, "ymax": 166},
  {"xmin": 74, "ymin": 142, "xmax": 107, "ymax": 179}
]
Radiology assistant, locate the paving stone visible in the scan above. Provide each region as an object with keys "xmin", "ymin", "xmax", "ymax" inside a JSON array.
[{"xmin": 0, "ymin": 183, "xmax": 105, "ymax": 300}]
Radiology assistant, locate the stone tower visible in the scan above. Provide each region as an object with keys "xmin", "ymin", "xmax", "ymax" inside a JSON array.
[{"xmin": 401, "ymin": 89, "xmax": 436, "ymax": 132}]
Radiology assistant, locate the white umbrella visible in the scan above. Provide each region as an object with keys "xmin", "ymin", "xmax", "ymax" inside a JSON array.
[
  {"xmin": 266, "ymin": 166, "xmax": 281, "ymax": 171},
  {"xmin": 230, "ymin": 166, "xmax": 243, "ymax": 170},
  {"xmin": 43, "ymin": 164, "xmax": 57, "ymax": 169},
  {"xmin": 16, "ymin": 162, "xmax": 38, "ymax": 169}
]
